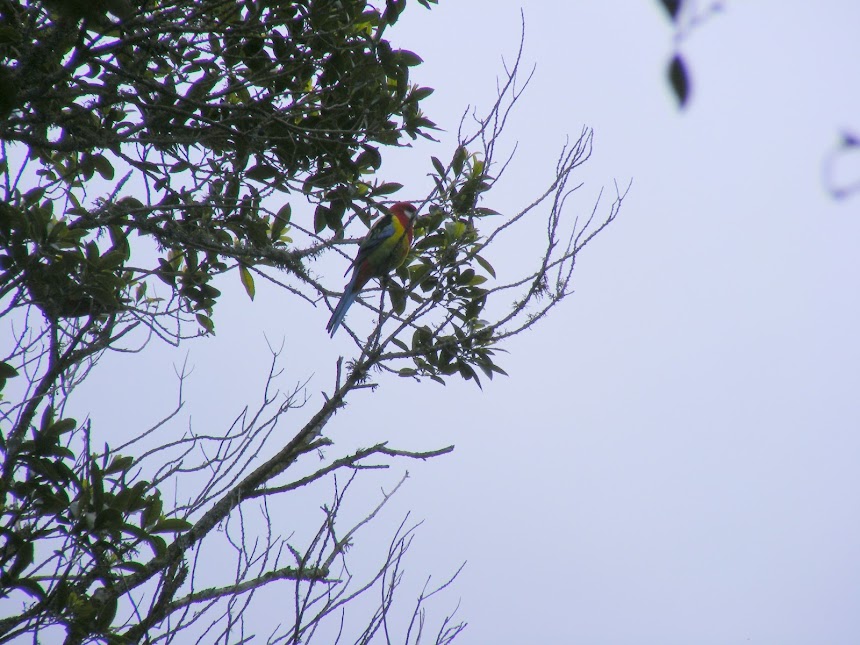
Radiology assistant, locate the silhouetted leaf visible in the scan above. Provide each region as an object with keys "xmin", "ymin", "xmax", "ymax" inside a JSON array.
[
  {"xmin": 356, "ymin": 146, "xmax": 382, "ymax": 170},
  {"xmin": 141, "ymin": 496, "xmax": 163, "ymax": 528},
  {"xmin": 389, "ymin": 284, "xmax": 406, "ymax": 314},
  {"xmin": 394, "ymin": 49, "xmax": 423, "ymax": 67},
  {"xmin": 104, "ymin": 455, "xmax": 134, "ymax": 476},
  {"xmin": 246, "ymin": 164, "xmax": 278, "ymax": 182},
  {"xmin": 668, "ymin": 54, "xmax": 690, "ymax": 107},
  {"xmin": 92, "ymin": 154, "xmax": 115, "ymax": 180},
  {"xmin": 0, "ymin": 361, "xmax": 18, "ymax": 379},
  {"xmin": 50, "ymin": 418, "xmax": 77, "ymax": 435},
  {"xmin": 659, "ymin": 0, "xmax": 682, "ymax": 20},
  {"xmin": 452, "ymin": 146, "xmax": 468, "ymax": 176},
  {"xmin": 13, "ymin": 580, "xmax": 46, "ymax": 601},
  {"xmin": 411, "ymin": 86, "xmax": 434, "ymax": 101},
  {"xmin": 384, "ymin": 0, "xmax": 407, "ymax": 25},
  {"xmin": 840, "ymin": 131, "xmax": 860, "ymax": 147}
]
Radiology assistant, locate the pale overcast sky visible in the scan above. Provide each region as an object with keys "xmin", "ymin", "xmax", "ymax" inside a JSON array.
[{"xmin": 73, "ymin": 2, "xmax": 860, "ymax": 643}]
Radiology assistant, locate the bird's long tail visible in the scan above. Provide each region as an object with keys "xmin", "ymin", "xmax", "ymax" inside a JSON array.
[{"xmin": 326, "ymin": 281, "xmax": 358, "ymax": 337}]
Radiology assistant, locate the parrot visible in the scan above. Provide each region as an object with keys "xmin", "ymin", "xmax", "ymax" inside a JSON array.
[{"xmin": 326, "ymin": 201, "xmax": 420, "ymax": 337}]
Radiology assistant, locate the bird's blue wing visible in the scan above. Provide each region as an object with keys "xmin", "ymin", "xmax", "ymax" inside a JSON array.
[{"xmin": 344, "ymin": 213, "xmax": 394, "ymax": 276}]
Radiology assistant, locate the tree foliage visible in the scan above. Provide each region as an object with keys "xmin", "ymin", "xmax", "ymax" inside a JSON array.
[
  {"xmin": 657, "ymin": 0, "xmax": 723, "ymax": 108},
  {"xmin": 0, "ymin": 1, "xmax": 624, "ymax": 642},
  {"xmin": 656, "ymin": 1, "xmax": 860, "ymax": 199}
]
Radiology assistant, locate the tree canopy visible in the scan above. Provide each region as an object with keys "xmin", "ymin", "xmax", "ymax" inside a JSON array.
[{"xmin": 0, "ymin": 1, "xmax": 624, "ymax": 642}]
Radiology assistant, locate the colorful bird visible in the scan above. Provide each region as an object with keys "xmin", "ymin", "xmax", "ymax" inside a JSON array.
[{"xmin": 326, "ymin": 201, "xmax": 419, "ymax": 336}]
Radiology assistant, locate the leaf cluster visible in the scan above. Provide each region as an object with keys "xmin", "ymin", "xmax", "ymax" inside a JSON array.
[
  {"xmin": 384, "ymin": 147, "xmax": 505, "ymax": 387},
  {"xmin": 0, "ymin": 4, "xmax": 625, "ymax": 641},
  {"xmin": 0, "ymin": 382, "xmax": 187, "ymax": 640},
  {"xmin": 658, "ymin": 0, "xmax": 723, "ymax": 108},
  {"xmin": 0, "ymin": 0, "xmax": 438, "ymax": 334}
]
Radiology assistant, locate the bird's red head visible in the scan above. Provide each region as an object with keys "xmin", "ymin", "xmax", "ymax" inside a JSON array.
[{"xmin": 390, "ymin": 201, "xmax": 419, "ymax": 223}]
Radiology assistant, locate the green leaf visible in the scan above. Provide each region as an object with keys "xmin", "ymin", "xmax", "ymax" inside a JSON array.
[
  {"xmin": 407, "ymin": 261, "xmax": 432, "ymax": 287},
  {"xmin": 246, "ymin": 164, "xmax": 278, "ymax": 182},
  {"xmin": 445, "ymin": 220, "xmax": 467, "ymax": 239},
  {"xmin": 92, "ymin": 154, "xmax": 115, "ymax": 180},
  {"xmin": 374, "ymin": 182, "xmax": 403, "ymax": 196},
  {"xmin": 5, "ymin": 538, "xmax": 34, "ymax": 580},
  {"xmin": 411, "ymin": 325, "xmax": 432, "ymax": 351},
  {"xmin": 457, "ymin": 268, "xmax": 475, "ymax": 285},
  {"xmin": 490, "ymin": 363, "xmax": 509, "ymax": 377},
  {"xmin": 104, "ymin": 455, "xmax": 134, "ymax": 476},
  {"xmin": 141, "ymin": 496, "xmax": 162, "ymax": 528},
  {"xmin": 431, "ymin": 156, "xmax": 446, "ymax": 177},
  {"xmin": 451, "ymin": 146, "xmax": 468, "ymax": 176},
  {"xmin": 24, "ymin": 186, "xmax": 46, "ymax": 205},
  {"xmin": 314, "ymin": 205, "xmax": 329, "ymax": 233},
  {"xmin": 383, "ymin": 0, "xmax": 406, "ymax": 24},
  {"xmin": 272, "ymin": 202, "xmax": 291, "ymax": 241},
  {"xmin": 118, "ymin": 196, "xmax": 145, "ymax": 211},
  {"xmin": 389, "ymin": 284, "xmax": 406, "ymax": 314},
  {"xmin": 0, "ymin": 361, "xmax": 18, "ymax": 379},
  {"xmin": 325, "ymin": 201, "xmax": 345, "ymax": 230},
  {"xmin": 356, "ymin": 146, "xmax": 382, "ymax": 170},
  {"xmin": 303, "ymin": 170, "xmax": 338, "ymax": 193},
  {"xmin": 93, "ymin": 595, "xmax": 118, "ymax": 631},
  {"xmin": 475, "ymin": 254, "xmax": 496, "ymax": 278},
  {"xmin": 457, "ymin": 361, "xmax": 481, "ymax": 388},
  {"xmin": 147, "ymin": 534, "xmax": 167, "ymax": 557},
  {"xmin": 49, "ymin": 418, "xmax": 77, "ymax": 435},
  {"xmin": 394, "ymin": 49, "xmax": 423, "ymax": 67},
  {"xmin": 239, "ymin": 265, "xmax": 255, "ymax": 301},
  {"xmin": 94, "ymin": 507, "xmax": 123, "ymax": 532},
  {"xmin": 411, "ymin": 86, "xmax": 434, "ymax": 101},
  {"xmin": 39, "ymin": 406, "xmax": 54, "ymax": 433},
  {"xmin": 196, "ymin": 313, "xmax": 215, "ymax": 334}
]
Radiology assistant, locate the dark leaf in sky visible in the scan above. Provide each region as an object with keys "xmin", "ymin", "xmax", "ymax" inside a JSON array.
[
  {"xmin": 668, "ymin": 54, "xmax": 690, "ymax": 108},
  {"xmin": 659, "ymin": 0, "xmax": 683, "ymax": 21},
  {"xmin": 840, "ymin": 130, "xmax": 860, "ymax": 147}
]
